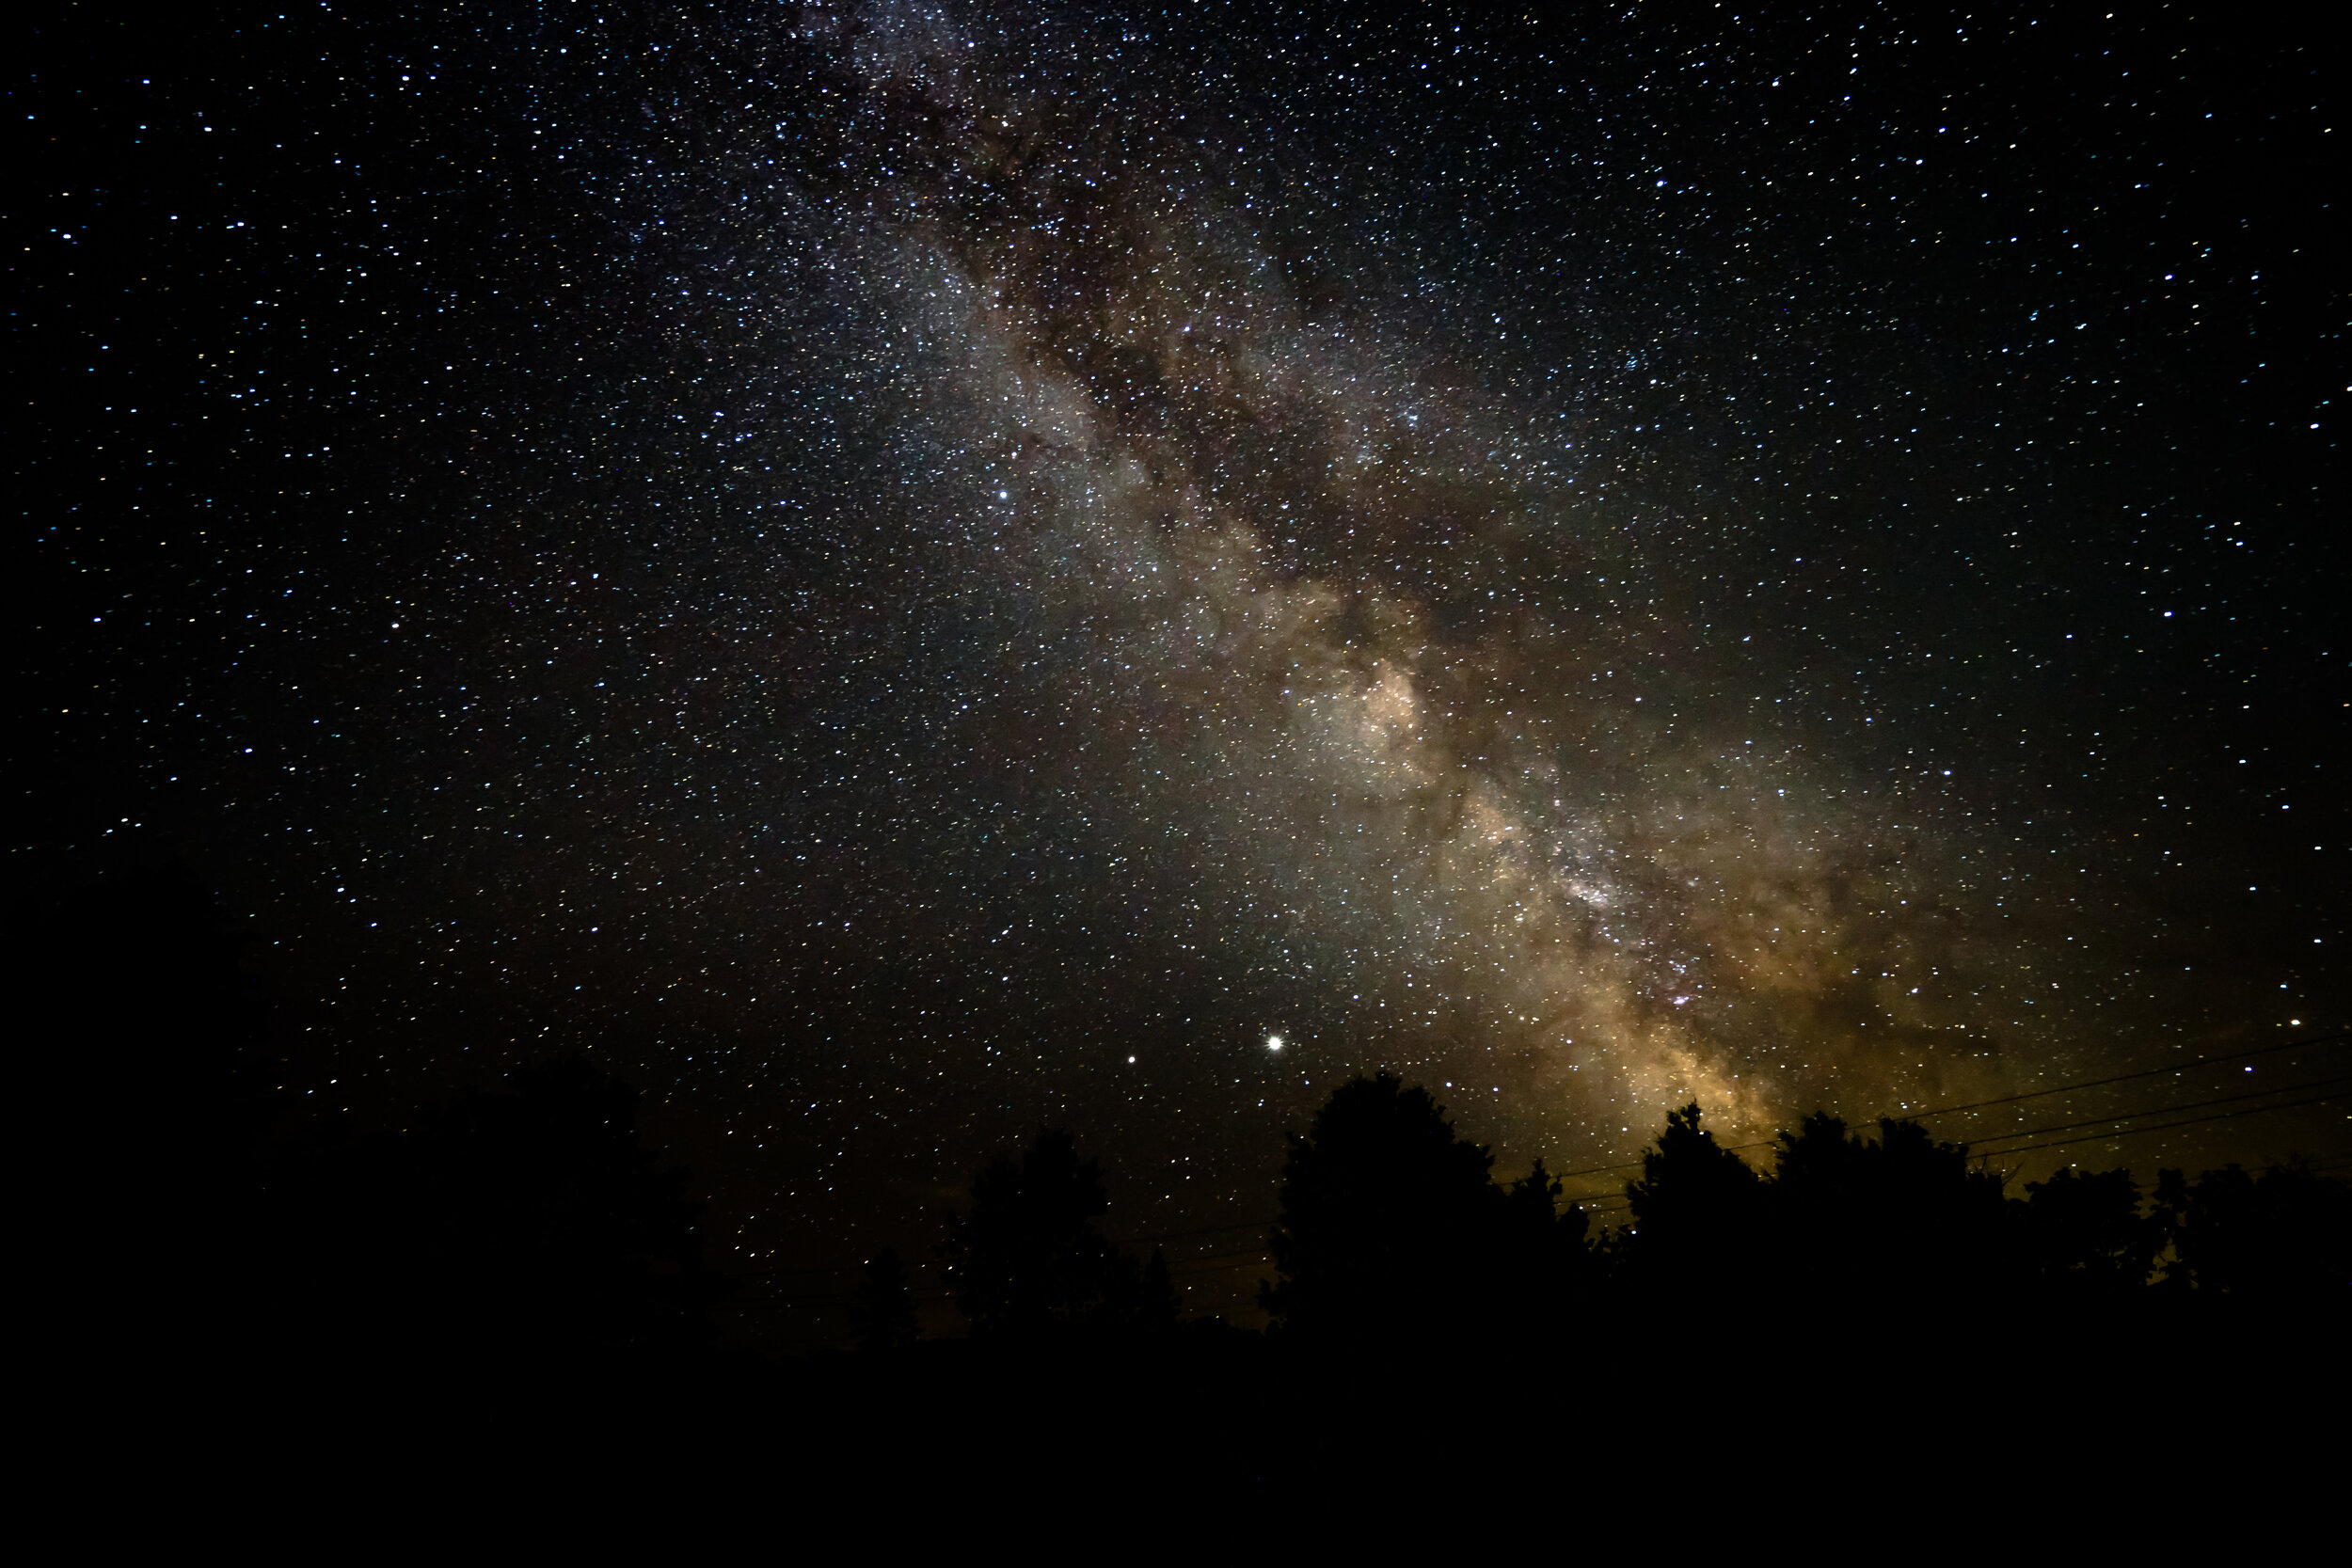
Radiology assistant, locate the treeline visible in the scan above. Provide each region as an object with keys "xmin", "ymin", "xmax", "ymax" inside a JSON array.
[
  {"xmin": 870, "ymin": 1072, "xmax": 2347, "ymax": 1356},
  {"xmin": 32, "ymin": 865, "xmax": 2348, "ymax": 1398},
  {"xmin": 31, "ymin": 866, "xmax": 727, "ymax": 1391}
]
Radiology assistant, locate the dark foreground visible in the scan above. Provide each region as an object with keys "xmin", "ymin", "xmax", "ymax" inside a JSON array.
[{"xmin": 32, "ymin": 866, "xmax": 2347, "ymax": 1517}]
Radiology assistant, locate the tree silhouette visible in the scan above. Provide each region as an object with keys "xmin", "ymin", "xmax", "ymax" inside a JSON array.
[
  {"xmin": 2020, "ymin": 1166, "xmax": 2161, "ymax": 1296},
  {"xmin": 25, "ymin": 864, "xmax": 744, "ymax": 1391},
  {"xmin": 39, "ymin": 857, "xmax": 2351, "ymax": 1399},
  {"xmin": 1125, "ymin": 1247, "xmax": 1181, "ymax": 1335},
  {"xmin": 2153, "ymin": 1160, "xmax": 2352, "ymax": 1303},
  {"xmin": 345, "ymin": 1055, "xmax": 728, "ymax": 1375},
  {"xmin": 1618, "ymin": 1102, "xmax": 1764, "ymax": 1298},
  {"xmin": 941, "ymin": 1128, "xmax": 1171, "ymax": 1342},
  {"xmin": 850, "ymin": 1245, "xmax": 922, "ymax": 1352},
  {"xmin": 1768, "ymin": 1112, "xmax": 2010, "ymax": 1308},
  {"xmin": 1261, "ymin": 1072, "xmax": 1591, "ymax": 1345},
  {"xmin": 1062, "ymin": 1236, "xmax": 1180, "ymax": 1336},
  {"xmin": 1262, "ymin": 1073, "xmax": 1493, "ymax": 1342},
  {"xmin": 27, "ymin": 862, "xmax": 310, "ymax": 1372},
  {"xmin": 1498, "ymin": 1158, "xmax": 1602, "ymax": 1325}
]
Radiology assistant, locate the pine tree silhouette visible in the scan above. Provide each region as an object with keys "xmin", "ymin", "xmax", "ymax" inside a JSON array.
[{"xmin": 942, "ymin": 1128, "xmax": 1168, "ymax": 1342}]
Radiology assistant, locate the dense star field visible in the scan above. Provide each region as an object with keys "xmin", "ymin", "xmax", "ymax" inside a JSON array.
[{"xmin": 24, "ymin": 3, "xmax": 2342, "ymax": 1322}]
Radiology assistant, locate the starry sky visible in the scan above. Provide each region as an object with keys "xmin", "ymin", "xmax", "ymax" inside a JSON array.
[{"xmin": 24, "ymin": 2, "xmax": 2342, "ymax": 1320}]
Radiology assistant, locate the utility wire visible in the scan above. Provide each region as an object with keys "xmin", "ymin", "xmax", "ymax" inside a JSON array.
[
  {"xmin": 1554, "ymin": 1075, "xmax": 2352, "ymax": 1212},
  {"xmin": 1963, "ymin": 1073, "xmax": 2352, "ymax": 1148},
  {"xmin": 1066, "ymin": 1068, "xmax": 2347, "ymax": 1246},
  {"xmin": 730, "ymin": 1085, "xmax": 2350, "ymax": 1309},
  {"xmin": 1515, "ymin": 1086, "xmax": 2351, "ymax": 1221},
  {"xmin": 1166, "ymin": 1246, "xmax": 1278, "ymax": 1275},
  {"xmin": 1109, "ymin": 1215, "xmax": 1271, "ymax": 1245},
  {"xmin": 1104, "ymin": 1055, "xmax": 2352, "ymax": 1249},
  {"xmin": 1964, "ymin": 1087, "xmax": 2349, "ymax": 1161},
  {"xmin": 744, "ymin": 1033, "xmax": 2351, "ymax": 1291},
  {"xmin": 732, "ymin": 1087, "xmax": 2352, "ymax": 1310},
  {"xmin": 1903, "ymin": 1030, "xmax": 2348, "ymax": 1121},
  {"xmin": 1548, "ymin": 1029, "xmax": 2351, "ymax": 1185}
]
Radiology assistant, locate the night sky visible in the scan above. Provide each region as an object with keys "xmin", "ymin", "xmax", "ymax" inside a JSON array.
[{"xmin": 24, "ymin": 3, "xmax": 2342, "ymax": 1325}]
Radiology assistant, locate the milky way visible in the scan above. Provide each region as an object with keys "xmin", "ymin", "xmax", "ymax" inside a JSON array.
[{"xmin": 31, "ymin": 3, "xmax": 2339, "ymax": 1294}]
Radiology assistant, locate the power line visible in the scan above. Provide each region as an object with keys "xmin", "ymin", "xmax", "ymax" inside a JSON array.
[
  {"xmin": 1905, "ymin": 1030, "xmax": 2349, "ymax": 1121},
  {"xmin": 740, "ymin": 1032, "xmax": 2350, "ymax": 1298},
  {"xmin": 1965, "ymin": 1087, "xmax": 2349, "ymax": 1161},
  {"xmin": 1130, "ymin": 1054, "xmax": 2352, "ymax": 1239},
  {"xmin": 1548, "ymin": 1029, "xmax": 2351, "ymax": 1186},
  {"xmin": 730, "ymin": 1094, "xmax": 2347, "ymax": 1310},
  {"xmin": 1168, "ymin": 1256, "xmax": 1274, "ymax": 1278},
  {"xmin": 1110, "ymin": 1215, "xmax": 1269, "ymax": 1246},
  {"xmin": 1548, "ymin": 1074, "xmax": 2352, "ymax": 1212},
  {"xmin": 787, "ymin": 1069, "xmax": 2343, "ymax": 1284},
  {"xmin": 1963, "ymin": 1073, "xmax": 2352, "ymax": 1148},
  {"xmin": 1167, "ymin": 1246, "xmax": 1276, "ymax": 1276}
]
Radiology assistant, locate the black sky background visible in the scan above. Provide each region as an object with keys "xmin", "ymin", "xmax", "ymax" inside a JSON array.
[{"xmin": 18, "ymin": 2, "xmax": 2342, "ymax": 1328}]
